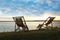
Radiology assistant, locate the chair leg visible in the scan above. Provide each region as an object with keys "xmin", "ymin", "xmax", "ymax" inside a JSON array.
[
  {"xmin": 15, "ymin": 23, "xmax": 16, "ymax": 32},
  {"xmin": 26, "ymin": 27, "xmax": 29, "ymax": 31},
  {"xmin": 22, "ymin": 27, "xmax": 25, "ymax": 31}
]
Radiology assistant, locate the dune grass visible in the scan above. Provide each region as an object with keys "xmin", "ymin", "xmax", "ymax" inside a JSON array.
[{"xmin": 0, "ymin": 29, "xmax": 60, "ymax": 40}]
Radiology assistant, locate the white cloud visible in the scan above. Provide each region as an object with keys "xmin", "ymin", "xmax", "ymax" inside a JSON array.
[
  {"xmin": 0, "ymin": 11, "xmax": 12, "ymax": 17},
  {"xmin": 46, "ymin": 0, "xmax": 52, "ymax": 4},
  {"xmin": 14, "ymin": 9, "xmax": 30, "ymax": 16},
  {"xmin": 40, "ymin": 11, "xmax": 60, "ymax": 17},
  {"xmin": 41, "ymin": 12, "xmax": 55, "ymax": 17},
  {"xmin": 0, "ymin": 11, "xmax": 3, "ymax": 15},
  {"xmin": 0, "ymin": 7, "xmax": 11, "ymax": 11},
  {"xmin": 0, "ymin": 6, "xmax": 60, "ymax": 20},
  {"xmin": 4, "ymin": 8, "xmax": 11, "ymax": 11},
  {"xmin": 14, "ymin": 7, "xmax": 60, "ymax": 20}
]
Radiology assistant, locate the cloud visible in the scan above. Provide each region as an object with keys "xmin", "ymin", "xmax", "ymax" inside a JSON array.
[
  {"xmin": 0, "ymin": 11, "xmax": 3, "ymax": 15},
  {"xmin": 0, "ymin": 9, "xmax": 12, "ymax": 17},
  {"xmin": 0, "ymin": 0, "xmax": 60, "ymax": 13},
  {"xmin": 0, "ymin": 10, "xmax": 13, "ymax": 21},
  {"xmin": 40, "ymin": 11, "xmax": 60, "ymax": 17},
  {"xmin": 0, "ymin": 6, "xmax": 60, "ymax": 17},
  {"xmin": 0, "ymin": 0, "xmax": 60, "ymax": 17},
  {"xmin": 0, "ymin": 7, "xmax": 60, "ymax": 21}
]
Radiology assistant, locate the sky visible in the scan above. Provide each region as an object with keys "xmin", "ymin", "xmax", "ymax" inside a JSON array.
[{"xmin": 0, "ymin": 0, "xmax": 60, "ymax": 20}]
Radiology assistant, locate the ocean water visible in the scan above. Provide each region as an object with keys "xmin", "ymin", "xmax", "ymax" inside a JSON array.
[{"xmin": 0, "ymin": 21, "xmax": 60, "ymax": 32}]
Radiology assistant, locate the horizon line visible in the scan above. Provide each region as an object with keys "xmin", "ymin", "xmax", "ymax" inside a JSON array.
[{"xmin": 0, "ymin": 20, "xmax": 60, "ymax": 22}]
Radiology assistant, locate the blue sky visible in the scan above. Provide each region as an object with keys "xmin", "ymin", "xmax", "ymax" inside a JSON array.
[{"xmin": 0, "ymin": 0, "xmax": 60, "ymax": 17}]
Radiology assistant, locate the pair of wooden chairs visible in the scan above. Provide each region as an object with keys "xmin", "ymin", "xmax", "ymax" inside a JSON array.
[{"xmin": 13, "ymin": 16, "xmax": 55, "ymax": 31}]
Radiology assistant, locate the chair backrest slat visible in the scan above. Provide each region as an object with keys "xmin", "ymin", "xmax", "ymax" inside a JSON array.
[{"xmin": 13, "ymin": 16, "xmax": 24, "ymax": 27}]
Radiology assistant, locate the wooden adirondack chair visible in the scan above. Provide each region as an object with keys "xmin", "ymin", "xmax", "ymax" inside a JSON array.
[
  {"xmin": 13, "ymin": 16, "xmax": 29, "ymax": 32},
  {"xmin": 37, "ymin": 17, "xmax": 55, "ymax": 30}
]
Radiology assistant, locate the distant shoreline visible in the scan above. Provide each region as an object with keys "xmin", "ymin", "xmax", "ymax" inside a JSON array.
[{"xmin": 0, "ymin": 20, "xmax": 60, "ymax": 22}]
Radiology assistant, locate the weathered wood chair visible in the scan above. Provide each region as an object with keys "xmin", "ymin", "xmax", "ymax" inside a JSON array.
[
  {"xmin": 13, "ymin": 16, "xmax": 29, "ymax": 32},
  {"xmin": 37, "ymin": 17, "xmax": 55, "ymax": 30}
]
